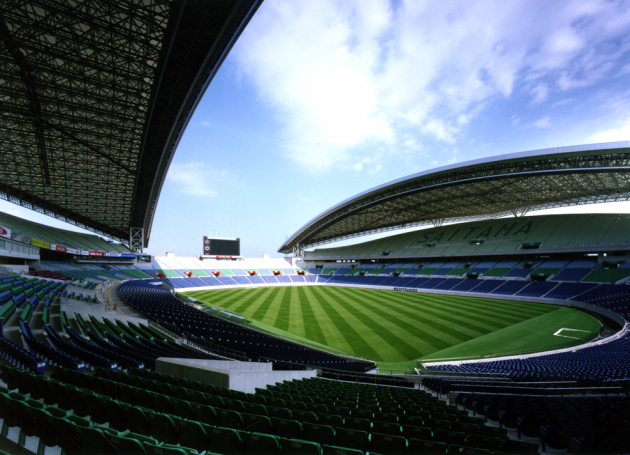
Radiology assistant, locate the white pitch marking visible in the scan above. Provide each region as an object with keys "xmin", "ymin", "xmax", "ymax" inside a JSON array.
[{"xmin": 553, "ymin": 327, "xmax": 590, "ymax": 339}]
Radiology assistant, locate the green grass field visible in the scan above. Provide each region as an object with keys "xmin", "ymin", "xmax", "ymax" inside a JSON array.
[{"xmin": 185, "ymin": 286, "xmax": 600, "ymax": 370}]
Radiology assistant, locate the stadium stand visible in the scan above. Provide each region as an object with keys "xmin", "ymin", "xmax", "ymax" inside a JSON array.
[{"xmin": 0, "ymin": 212, "xmax": 131, "ymax": 254}]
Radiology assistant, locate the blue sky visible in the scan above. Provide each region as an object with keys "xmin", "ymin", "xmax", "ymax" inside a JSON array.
[{"xmin": 2, "ymin": 0, "xmax": 630, "ymax": 257}]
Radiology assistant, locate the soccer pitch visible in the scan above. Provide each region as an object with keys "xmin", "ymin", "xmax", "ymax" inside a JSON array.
[{"xmin": 185, "ymin": 286, "xmax": 600, "ymax": 370}]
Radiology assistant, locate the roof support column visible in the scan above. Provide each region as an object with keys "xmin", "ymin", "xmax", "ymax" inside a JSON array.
[
  {"xmin": 292, "ymin": 243, "xmax": 304, "ymax": 258},
  {"xmin": 130, "ymin": 227, "xmax": 144, "ymax": 253}
]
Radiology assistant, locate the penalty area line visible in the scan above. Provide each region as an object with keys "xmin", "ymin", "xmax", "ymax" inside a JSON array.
[{"xmin": 553, "ymin": 327, "xmax": 590, "ymax": 339}]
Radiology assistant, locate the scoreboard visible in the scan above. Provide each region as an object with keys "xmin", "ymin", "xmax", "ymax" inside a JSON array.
[{"xmin": 203, "ymin": 237, "xmax": 240, "ymax": 256}]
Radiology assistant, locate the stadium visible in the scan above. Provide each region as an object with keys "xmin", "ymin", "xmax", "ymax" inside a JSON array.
[{"xmin": 1, "ymin": 1, "xmax": 630, "ymax": 455}]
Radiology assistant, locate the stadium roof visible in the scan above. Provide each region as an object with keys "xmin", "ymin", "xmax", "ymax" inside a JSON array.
[
  {"xmin": 279, "ymin": 141, "xmax": 630, "ymax": 254},
  {"xmin": 0, "ymin": 0, "xmax": 261, "ymax": 247}
]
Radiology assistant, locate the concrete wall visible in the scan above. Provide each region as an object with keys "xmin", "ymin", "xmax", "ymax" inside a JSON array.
[{"xmin": 156, "ymin": 358, "xmax": 317, "ymax": 394}]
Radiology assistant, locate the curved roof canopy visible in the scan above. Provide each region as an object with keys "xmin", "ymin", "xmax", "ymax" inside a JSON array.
[
  {"xmin": 0, "ymin": 0, "xmax": 261, "ymax": 246},
  {"xmin": 279, "ymin": 142, "xmax": 630, "ymax": 254}
]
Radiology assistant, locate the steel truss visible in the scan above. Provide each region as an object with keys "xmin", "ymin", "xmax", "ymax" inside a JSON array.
[
  {"xmin": 279, "ymin": 146, "xmax": 630, "ymax": 253},
  {"xmin": 0, "ymin": 0, "xmax": 261, "ymax": 246}
]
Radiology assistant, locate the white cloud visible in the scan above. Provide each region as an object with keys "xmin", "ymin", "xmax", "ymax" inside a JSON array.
[
  {"xmin": 530, "ymin": 83, "xmax": 549, "ymax": 105},
  {"xmin": 234, "ymin": 0, "xmax": 630, "ymax": 170},
  {"xmin": 166, "ymin": 162, "xmax": 228, "ymax": 197},
  {"xmin": 533, "ymin": 116, "xmax": 552, "ymax": 128},
  {"xmin": 201, "ymin": 121, "xmax": 211, "ymax": 127},
  {"xmin": 589, "ymin": 117, "xmax": 630, "ymax": 142}
]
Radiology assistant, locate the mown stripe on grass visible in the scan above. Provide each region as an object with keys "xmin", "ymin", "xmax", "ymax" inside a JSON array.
[
  {"xmin": 271, "ymin": 287, "xmax": 292, "ymax": 331},
  {"xmin": 417, "ymin": 295, "xmax": 545, "ymax": 330},
  {"xmin": 286, "ymin": 287, "xmax": 306, "ymax": 338},
  {"xmin": 417, "ymin": 293, "xmax": 542, "ymax": 326},
  {"xmin": 341, "ymin": 288, "xmax": 477, "ymax": 351},
  {"xmin": 353, "ymin": 288, "xmax": 502, "ymax": 338},
  {"xmin": 329, "ymin": 287, "xmax": 427, "ymax": 361},
  {"xmin": 296, "ymin": 286, "xmax": 329, "ymax": 348},
  {"xmin": 225, "ymin": 288, "xmax": 272, "ymax": 315},
  {"xmin": 309, "ymin": 286, "xmax": 381, "ymax": 359},
  {"xmin": 251, "ymin": 287, "xmax": 283, "ymax": 322}
]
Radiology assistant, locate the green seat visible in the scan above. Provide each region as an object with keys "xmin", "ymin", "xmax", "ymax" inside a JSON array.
[
  {"xmin": 302, "ymin": 421, "xmax": 335, "ymax": 445},
  {"xmin": 335, "ymin": 428, "xmax": 369, "ymax": 453},
  {"xmin": 427, "ymin": 418, "xmax": 451, "ymax": 431},
  {"xmin": 400, "ymin": 415, "xmax": 425, "ymax": 428},
  {"xmin": 173, "ymin": 385, "xmax": 191, "ymax": 401},
  {"xmin": 0, "ymin": 365, "xmax": 18, "ymax": 390},
  {"xmin": 240, "ymin": 412, "xmax": 273, "ymax": 434},
  {"xmin": 39, "ymin": 406, "xmax": 69, "ymax": 447},
  {"xmin": 476, "ymin": 426, "xmax": 509, "ymax": 439},
  {"xmin": 218, "ymin": 408, "xmax": 244, "ymax": 429},
  {"xmin": 446, "ymin": 444, "xmax": 491, "ymax": 454},
  {"xmin": 105, "ymin": 432, "xmax": 150, "ymax": 454},
  {"xmin": 344, "ymin": 417, "xmax": 371, "ymax": 433},
  {"xmin": 266, "ymin": 397, "xmax": 286, "ymax": 408},
  {"xmin": 127, "ymin": 431, "xmax": 161, "ymax": 445},
  {"xmin": 214, "ymin": 386, "xmax": 232, "ymax": 399},
  {"xmin": 255, "ymin": 387, "xmax": 273, "ymax": 397},
  {"xmin": 244, "ymin": 401, "xmax": 267, "ymax": 416},
  {"xmin": 248, "ymin": 394, "xmax": 268, "ymax": 405},
  {"xmin": 322, "ymin": 444, "xmax": 365, "ymax": 455},
  {"xmin": 270, "ymin": 417, "xmax": 303, "ymax": 439},
  {"xmin": 242, "ymin": 431, "xmax": 282, "ymax": 454},
  {"xmin": 372, "ymin": 421, "xmax": 402, "ymax": 437},
  {"xmin": 318, "ymin": 413, "xmax": 344, "ymax": 428},
  {"xmin": 450, "ymin": 421, "xmax": 482, "ymax": 435},
  {"xmin": 53, "ymin": 415, "xmax": 94, "ymax": 455},
  {"xmin": 370, "ymin": 432, "xmax": 407, "ymax": 454},
  {"xmin": 373, "ymin": 412, "xmax": 398, "ymax": 424},
  {"xmin": 310, "ymin": 403, "xmax": 329, "ymax": 414},
  {"xmin": 148, "ymin": 412, "xmax": 181, "ymax": 445},
  {"xmin": 143, "ymin": 442, "xmax": 198, "ymax": 455},
  {"xmin": 31, "ymin": 406, "xmax": 58, "ymax": 448},
  {"xmin": 171, "ymin": 398, "xmax": 195, "ymax": 419},
  {"xmin": 205, "ymin": 394, "xmax": 225, "ymax": 408},
  {"xmin": 267, "ymin": 405, "xmax": 292, "ymax": 419},
  {"xmin": 466, "ymin": 434, "xmax": 504, "ymax": 451},
  {"xmin": 434, "ymin": 429, "xmax": 467, "ymax": 446},
  {"xmin": 2, "ymin": 393, "xmax": 26, "ymax": 433},
  {"xmin": 287, "ymin": 400, "xmax": 308, "ymax": 411},
  {"xmin": 175, "ymin": 419, "xmax": 209, "ymax": 452},
  {"xmin": 102, "ymin": 398, "xmax": 129, "ymax": 432},
  {"xmin": 351, "ymin": 408, "xmax": 373, "ymax": 420},
  {"xmin": 191, "ymin": 402, "xmax": 219, "ymax": 426},
  {"xmin": 293, "ymin": 409, "xmax": 318, "ymax": 424},
  {"xmin": 381, "ymin": 405, "xmax": 404, "ymax": 416},
  {"xmin": 329, "ymin": 405, "xmax": 351, "ymax": 417},
  {"xmin": 21, "ymin": 399, "xmax": 46, "ymax": 437},
  {"xmin": 224, "ymin": 397, "xmax": 246, "ymax": 413},
  {"xmin": 205, "ymin": 426, "xmax": 244, "ymax": 454},
  {"xmin": 74, "ymin": 424, "xmax": 117, "ymax": 454},
  {"xmin": 336, "ymin": 400, "xmax": 356, "ymax": 409},
  {"xmin": 188, "ymin": 389, "xmax": 208, "ymax": 404},
  {"xmin": 280, "ymin": 438, "xmax": 322, "ymax": 455},
  {"xmin": 120, "ymin": 403, "xmax": 152, "ymax": 434},
  {"xmin": 136, "ymin": 388, "xmax": 157, "ymax": 411},
  {"xmin": 409, "ymin": 438, "xmax": 447, "ymax": 454},
  {"xmin": 402, "ymin": 425, "xmax": 432, "ymax": 440},
  {"xmin": 119, "ymin": 384, "xmax": 140, "ymax": 407}
]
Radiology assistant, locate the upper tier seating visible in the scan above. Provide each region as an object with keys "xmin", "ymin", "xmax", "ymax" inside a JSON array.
[{"xmin": 305, "ymin": 214, "xmax": 630, "ymax": 260}]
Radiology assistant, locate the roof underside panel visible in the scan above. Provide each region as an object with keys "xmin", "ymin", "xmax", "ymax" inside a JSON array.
[
  {"xmin": 279, "ymin": 144, "xmax": 630, "ymax": 253},
  {"xmin": 0, "ymin": 0, "xmax": 261, "ymax": 245}
]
